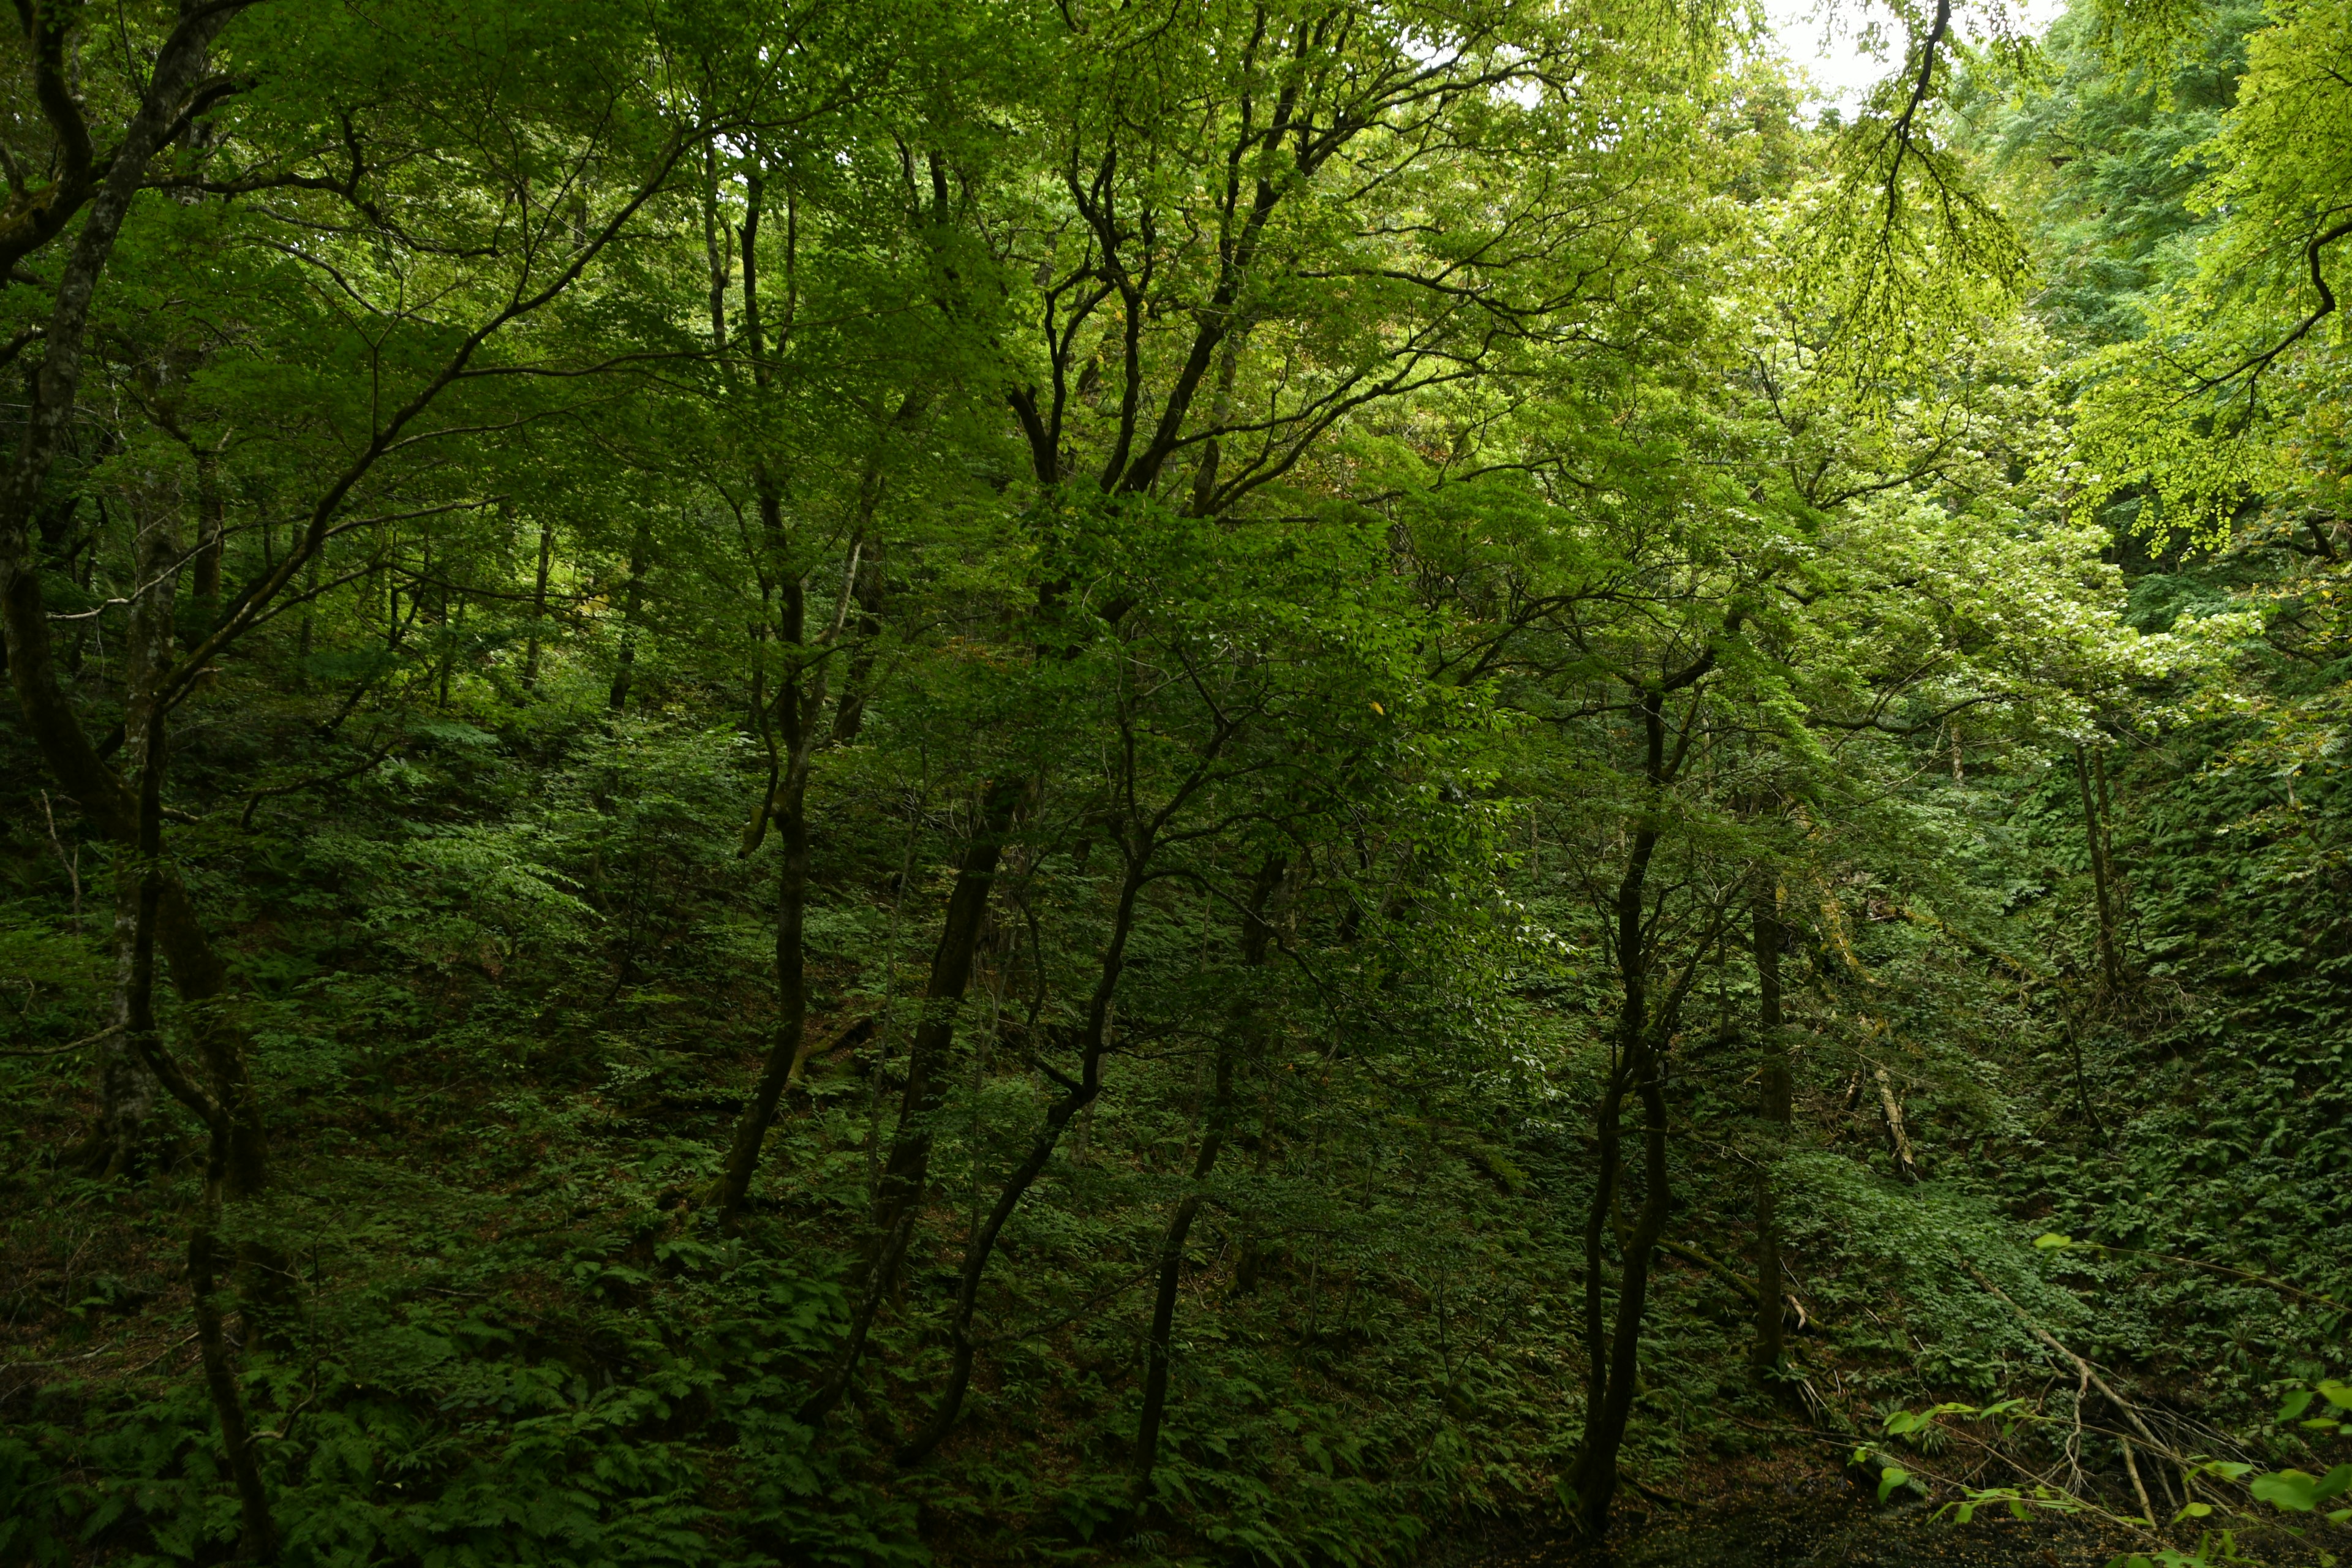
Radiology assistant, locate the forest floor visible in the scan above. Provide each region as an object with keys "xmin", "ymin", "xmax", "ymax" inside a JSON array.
[{"xmin": 1427, "ymin": 1461, "xmax": 2142, "ymax": 1568}]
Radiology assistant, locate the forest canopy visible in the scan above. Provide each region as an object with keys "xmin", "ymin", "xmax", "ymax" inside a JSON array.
[{"xmin": 1, "ymin": 1, "xmax": 2346, "ymax": 1566}]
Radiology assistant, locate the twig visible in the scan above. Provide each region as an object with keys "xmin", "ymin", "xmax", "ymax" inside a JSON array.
[
  {"xmin": 2065, "ymin": 1240, "xmax": 2342, "ymax": 1309},
  {"xmin": 39, "ymin": 791, "xmax": 82, "ymax": 931},
  {"xmin": 1, "ymin": 1022, "xmax": 123, "ymax": 1058},
  {"xmin": 1962, "ymin": 1261, "xmax": 2188, "ymax": 1510},
  {"xmin": 2121, "ymin": 1436, "xmax": 2156, "ymax": 1526},
  {"xmin": 239, "ymin": 733, "xmax": 403, "ymax": 827}
]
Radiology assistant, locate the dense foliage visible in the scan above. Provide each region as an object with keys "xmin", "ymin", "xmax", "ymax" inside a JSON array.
[{"xmin": 1, "ymin": 2, "xmax": 2344, "ymax": 1566}]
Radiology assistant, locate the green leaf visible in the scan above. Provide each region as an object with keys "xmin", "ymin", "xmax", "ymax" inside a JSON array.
[
  {"xmin": 2034, "ymin": 1232, "xmax": 2073, "ymax": 1249},
  {"xmin": 2282, "ymin": 1390, "xmax": 2317, "ymax": 1420},
  {"xmin": 2250, "ymin": 1470, "xmax": 2322, "ymax": 1511},
  {"xmin": 1877, "ymin": 1466, "xmax": 1910, "ymax": 1502}
]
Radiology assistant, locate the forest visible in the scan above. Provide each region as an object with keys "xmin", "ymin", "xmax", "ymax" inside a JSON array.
[{"xmin": 0, "ymin": 0, "xmax": 2346, "ymax": 1565}]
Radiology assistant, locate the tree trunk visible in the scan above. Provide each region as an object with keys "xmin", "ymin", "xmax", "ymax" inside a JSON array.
[
  {"xmin": 827, "ymin": 390, "xmax": 927, "ymax": 748},
  {"xmin": 893, "ymin": 845, "xmax": 1155, "ymax": 1467},
  {"xmin": 709, "ymin": 774, "xmax": 812, "ymax": 1223},
  {"xmin": 1751, "ymin": 879, "xmax": 1789, "ymax": 1378},
  {"xmin": 1875, "ymin": 1066, "xmax": 1919, "ymax": 1182},
  {"xmin": 892, "ymin": 706, "xmax": 1242, "ymax": 1466},
  {"xmin": 86, "ymin": 497, "xmax": 180, "ymax": 1176},
  {"xmin": 186, "ymin": 443, "xmax": 225, "ymax": 692},
  {"xmin": 1128, "ymin": 856, "xmax": 1284, "ymax": 1510},
  {"xmin": 521, "ymin": 514, "xmax": 554, "ymax": 693},
  {"xmin": 710, "ymin": 559, "xmax": 813, "ymax": 1225},
  {"xmin": 606, "ymin": 521, "xmax": 651, "ymax": 712},
  {"xmin": 120, "ymin": 619, "xmax": 275, "ymax": 1561},
  {"xmin": 796, "ymin": 775, "xmax": 1023, "ymax": 1427},
  {"xmin": 2074, "ymin": 745, "xmax": 2122, "ymax": 999},
  {"xmin": 1567, "ymin": 683, "xmax": 1683, "ymax": 1537},
  {"xmin": 2092, "ymin": 746, "xmax": 2125, "ymax": 928}
]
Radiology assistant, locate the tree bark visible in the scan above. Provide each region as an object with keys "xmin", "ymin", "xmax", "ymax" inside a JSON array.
[
  {"xmin": 90, "ymin": 860, "xmax": 164, "ymax": 1177},
  {"xmin": 2074, "ymin": 745, "xmax": 2122, "ymax": 999},
  {"xmin": 1128, "ymin": 856, "xmax": 1284, "ymax": 1510},
  {"xmin": 1751, "ymin": 878, "xmax": 1789, "ymax": 1378},
  {"xmin": 606, "ymin": 520, "xmax": 651, "ymax": 712},
  {"xmin": 1567, "ymin": 674, "xmax": 1703, "ymax": 1537},
  {"xmin": 893, "ymin": 845, "xmax": 1154, "ymax": 1466},
  {"xmin": 521, "ymin": 514, "xmax": 554, "ymax": 693},
  {"xmin": 710, "ymin": 543, "xmax": 813, "ymax": 1224},
  {"xmin": 119, "ymin": 644, "xmax": 275, "ymax": 1562},
  {"xmin": 86, "ymin": 494, "xmax": 180, "ymax": 1177},
  {"xmin": 796, "ymin": 775, "xmax": 1023, "ymax": 1427},
  {"xmin": 891, "ymin": 705, "xmax": 1238, "ymax": 1466},
  {"xmin": 1874, "ymin": 1066, "xmax": 1919, "ymax": 1182},
  {"xmin": 709, "ymin": 767, "xmax": 812, "ymax": 1223}
]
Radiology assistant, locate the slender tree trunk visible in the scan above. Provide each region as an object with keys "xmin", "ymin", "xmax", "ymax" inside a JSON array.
[
  {"xmin": 1569, "ymin": 1028, "xmax": 1671, "ymax": 1536},
  {"xmin": 710, "ymin": 556, "xmax": 813, "ymax": 1225},
  {"xmin": 2063, "ymin": 1016, "xmax": 2106, "ymax": 1141},
  {"xmin": 827, "ymin": 539, "xmax": 885, "ymax": 746},
  {"xmin": 707, "ymin": 775, "xmax": 810, "ymax": 1221},
  {"xmin": 1568, "ymin": 685, "xmax": 1679, "ymax": 1537},
  {"xmin": 2075, "ymin": 745, "xmax": 2122, "ymax": 999},
  {"xmin": 829, "ymin": 390, "xmax": 928, "ymax": 747},
  {"xmin": 86, "ymin": 499, "xmax": 179, "ymax": 1175},
  {"xmin": 606, "ymin": 521, "xmax": 651, "ymax": 712},
  {"xmin": 1227, "ymin": 1108, "xmax": 1278, "ymax": 1296},
  {"xmin": 293, "ymin": 549, "xmax": 319, "ymax": 685},
  {"xmin": 2092, "ymin": 747, "xmax": 2124, "ymax": 927},
  {"xmin": 894, "ymin": 847, "xmax": 1154, "ymax": 1466},
  {"xmin": 436, "ymin": 591, "xmax": 464, "ymax": 707},
  {"xmin": 1874, "ymin": 1066, "xmax": 1920, "ymax": 1182},
  {"xmin": 118, "ymin": 576, "xmax": 276, "ymax": 1560},
  {"xmin": 130, "ymin": 849, "xmax": 273, "ymax": 1562},
  {"xmin": 189, "ymin": 1213, "xmax": 275, "ymax": 1563},
  {"xmin": 796, "ymin": 775, "xmax": 1023, "ymax": 1427},
  {"xmin": 521, "ymin": 515, "xmax": 554, "ymax": 693},
  {"xmin": 186, "ymin": 443, "xmax": 225, "ymax": 692},
  {"xmin": 1751, "ymin": 878, "xmax": 1789, "ymax": 1378},
  {"xmin": 892, "ymin": 710, "xmax": 1239, "ymax": 1465},
  {"xmin": 88, "ymin": 850, "xmax": 163, "ymax": 1178},
  {"xmin": 1128, "ymin": 856, "xmax": 1284, "ymax": 1512}
]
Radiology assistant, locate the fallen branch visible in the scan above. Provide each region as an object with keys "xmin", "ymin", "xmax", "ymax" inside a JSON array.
[
  {"xmin": 1, "ymin": 1022, "xmax": 123, "ymax": 1058},
  {"xmin": 1962, "ymin": 1261, "xmax": 2193, "ymax": 1511},
  {"xmin": 1875, "ymin": 1066, "xmax": 1919, "ymax": 1182},
  {"xmin": 1660, "ymin": 1237, "xmax": 1759, "ymax": 1303},
  {"xmin": 239, "ymin": 733, "xmax": 404, "ymax": 827},
  {"xmin": 785, "ymin": 1014, "xmax": 877, "ymax": 1094}
]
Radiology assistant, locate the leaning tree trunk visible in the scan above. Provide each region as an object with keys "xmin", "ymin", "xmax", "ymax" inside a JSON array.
[
  {"xmin": 893, "ymin": 846, "xmax": 1155, "ymax": 1466},
  {"xmin": 1566, "ymin": 680, "xmax": 1684, "ymax": 1537},
  {"xmin": 892, "ymin": 711, "xmax": 1238, "ymax": 1466},
  {"xmin": 109, "ymin": 502, "xmax": 277, "ymax": 1561},
  {"xmin": 1751, "ymin": 878, "xmax": 1790, "ymax": 1379},
  {"xmin": 2074, "ymin": 745, "xmax": 2123, "ymax": 1000},
  {"xmin": 709, "ymin": 539, "xmax": 815, "ymax": 1226},
  {"xmin": 796, "ymin": 775, "xmax": 1025, "ymax": 1427},
  {"xmin": 91, "ymin": 496, "xmax": 183, "ymax": 1175},
  {"xmin": 1128, "ymin": 856, "xmax": 1285, "ymax": 1511},
  {"xmin": 605, "ymin": 520, "xmax": 652, "ymax": 712},
  {"xmin": 520, "ymin": 514, "xmax": 554, "ymax": 693}
]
